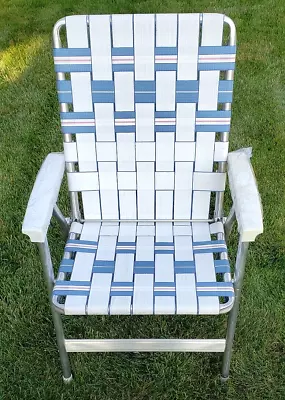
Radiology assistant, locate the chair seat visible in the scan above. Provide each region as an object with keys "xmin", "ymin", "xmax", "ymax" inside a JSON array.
[{"xmin": 53, "ymin": 221, "xmax": 234, "ymax": 315}]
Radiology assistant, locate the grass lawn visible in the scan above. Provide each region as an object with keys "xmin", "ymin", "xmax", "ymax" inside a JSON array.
[{"xmin": 1, "ymin": 0, "xmax": 285, "ymax": 399}]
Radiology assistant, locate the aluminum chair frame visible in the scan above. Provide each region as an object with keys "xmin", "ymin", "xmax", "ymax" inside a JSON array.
[{"xmin": 22, "ymin": 14, "xmax": 263, "ymax": 383}]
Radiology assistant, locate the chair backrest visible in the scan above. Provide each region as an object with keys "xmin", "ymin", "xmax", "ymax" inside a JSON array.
[{"xmin": 53, "ymin": 13, "xmax": 236, "ymax": 221}]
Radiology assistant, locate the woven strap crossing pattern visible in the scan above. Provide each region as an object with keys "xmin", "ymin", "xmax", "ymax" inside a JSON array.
[
  {"xmin": 53, "ymin": 221, "xmax": 233, "ymax": 315},
  {"xmin": 53, "ymin": 13, "xmax": 236, "ymax": 221}
]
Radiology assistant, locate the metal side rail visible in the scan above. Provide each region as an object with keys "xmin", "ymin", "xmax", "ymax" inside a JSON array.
[{"xmin": 65, "ymin": 339, "xmax": 226, "ymax": 353}]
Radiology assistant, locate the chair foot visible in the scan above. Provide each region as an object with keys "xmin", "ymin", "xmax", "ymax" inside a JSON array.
[
  {"xmin": 63, "ymin": 374, "xmax": 73, "ymax": 384},
  {"xmin": 220, "ymin": 375, "xmax": 229, "ymax": 383}
]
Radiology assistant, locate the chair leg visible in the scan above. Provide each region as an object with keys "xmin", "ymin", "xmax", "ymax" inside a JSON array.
[
  {"xmin": 37, "ymin": 240, "xmax": 72, "ymax": 383},
  {"xmin": 221, "ymin": 240, "xmax": 249, "ymax": 381},
  {"xmin": 51, "ymin": 307, "xmax": 73, "ymax": 383}
]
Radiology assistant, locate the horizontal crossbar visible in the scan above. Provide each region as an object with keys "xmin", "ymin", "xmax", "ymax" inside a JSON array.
[{"xmin": 65, "ymin": 339, "xmax": 226, "ymax": 352}]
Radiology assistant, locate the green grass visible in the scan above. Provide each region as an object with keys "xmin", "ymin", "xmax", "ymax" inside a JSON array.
[{"xmin": 1, "ymin": 0, "xmax": 285, "ymax": 399}]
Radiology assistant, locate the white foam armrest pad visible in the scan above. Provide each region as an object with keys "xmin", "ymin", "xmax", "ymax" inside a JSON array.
[
  {"xmin": 228, "ymin": 149, "xmax": 263, "ymax": 242},
  {"xmin": 22, "ymin": 153, "xmax": 65, "ymax": 243}
]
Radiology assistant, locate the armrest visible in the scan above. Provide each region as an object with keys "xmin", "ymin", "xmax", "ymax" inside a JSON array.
[
  {"xmin": 227, "ymin": 149, "xmax": 263, "ymax": 242},
  {"xmin": 22, "ymin": 153, "xmax": 65, "ymax": 243}
]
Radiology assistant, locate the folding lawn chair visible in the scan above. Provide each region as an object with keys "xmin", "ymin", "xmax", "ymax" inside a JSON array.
[{"xmin": 22, "ymin": 13, "xmax": 263, "ymax": 382}]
